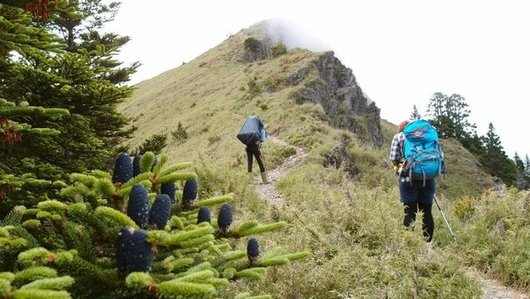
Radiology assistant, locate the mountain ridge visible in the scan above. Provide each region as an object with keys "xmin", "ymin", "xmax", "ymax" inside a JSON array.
[
  {"xmin": 120, "ymin": 20, "xmax": 493, "ymax": 198},
  {"xmin": 122, "ymin": 20, "xmax": 383, "ymax": 157}
]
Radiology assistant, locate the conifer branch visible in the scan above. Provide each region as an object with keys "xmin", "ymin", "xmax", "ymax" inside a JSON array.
[
  {"xmin": 95, "ymin": 207, "xmax": 138, "ymax": 229},
  {"xmin": 194, "ymin": 193, "xmax": 234, "ymax": 208},
  {"xmin": 160, "ymin": 162, "xmax": 193, "ymax": 176},
  {"xmin": 19, "ymin": 276, "xmax": 75, "ymax": 290},
  {"xmin": 0, "ymin": 206, "xmax": 26, "ymax": 226}
]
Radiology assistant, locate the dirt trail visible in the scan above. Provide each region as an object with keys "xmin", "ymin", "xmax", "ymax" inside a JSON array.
[
  {"xmin": 253, "ymin": 135, "xmax": 307, "ymax": 208},
  {"xmin": 465, "ymin": 268, "xmax": 528, "ymax": 299},
  {"xmin": 253, "ymin": 135, "xmax": 528, "ymax": 299}
]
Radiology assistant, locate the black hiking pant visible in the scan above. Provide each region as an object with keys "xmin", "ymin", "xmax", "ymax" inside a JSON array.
[
  {"xmin": 399, "ymin": 179, "xmax": 435, "ymax": 242},
  {"xmin": 403, "ymin": 202, "xmax": 434, "ymax": 242},
  {"xmin": 246, "ymin": 144, "xmax": 265, "ymax": 173}
]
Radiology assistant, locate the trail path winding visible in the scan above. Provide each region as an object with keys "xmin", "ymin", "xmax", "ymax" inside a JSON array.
[
  {"xmin": 465, "ymin": 268, "xmax": 528, "ymax": 299},
  {"xmin": 253, "ymin": 135, "xmax": 528, "ymax": 299},
  {"xmin": 254, "ymin": 135, "xmax": 307, "ymax": 208}
]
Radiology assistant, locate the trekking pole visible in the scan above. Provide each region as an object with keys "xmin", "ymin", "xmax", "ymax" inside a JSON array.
[{"xmin": 434, "ymin": 195, "xmax": 456, "ymax": 241}]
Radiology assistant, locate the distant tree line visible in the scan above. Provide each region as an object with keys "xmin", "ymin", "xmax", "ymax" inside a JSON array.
[{"xmin": 411, "ymin": 92, "xmax": 526, "ymax": 189}]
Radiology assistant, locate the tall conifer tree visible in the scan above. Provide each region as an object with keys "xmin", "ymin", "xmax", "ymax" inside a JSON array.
[
  {"xmin": 480, "ymin": 123, "xmax": 517, "ymax": 186},
  {"xmin": 409, "ymin": 104, "xmax": 421, "ymax": 120},
  {"xmin": 426, "ymin": 92, "xmax": 476, "ymax": 141},
  {"xmin": 1, "ymin": 0, "xmax": 137, "ymax": 178},
  {"xmin": 0, "ymin": 2, "xmax": 71, "ymax": 214}
]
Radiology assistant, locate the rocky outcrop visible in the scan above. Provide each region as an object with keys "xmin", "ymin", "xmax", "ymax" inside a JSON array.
[
  {"xmin": 238, "ymin": 21, "xmax": 384, "ymax": 147},
  {"xmin": 289, "ymin": 51, "xmax": 383, "ymax": 148}
]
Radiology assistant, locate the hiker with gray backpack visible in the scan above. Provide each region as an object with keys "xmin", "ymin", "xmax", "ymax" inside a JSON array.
[
  {"xmin": 390, "ymin": 119, "xmax": 445, "ymax": 244},
  {"xmin": 237, "ymin": 115, "xmax": 270, "ymax": 184}
]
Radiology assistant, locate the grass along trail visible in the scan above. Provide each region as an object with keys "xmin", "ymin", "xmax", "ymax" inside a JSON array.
[{"xmin": 253, "ymin": 135, "xmax": 527, "ymax": 299}]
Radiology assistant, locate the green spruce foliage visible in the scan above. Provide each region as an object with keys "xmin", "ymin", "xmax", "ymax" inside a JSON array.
[
  {"xmin": 0, "ymin": 152, "xmax": 310, "ymax": 298},
  {"xmin": 0, "ymin": 0, "xmax": 137, "ymax": 180},
  {"xmin": 0, "ymin": 0, "xmax": 139, "ymax": 217}
]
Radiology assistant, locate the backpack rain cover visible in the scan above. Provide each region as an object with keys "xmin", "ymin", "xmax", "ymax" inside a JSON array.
[
  {"xmin": 237, "ymin": 116, "xmax": 261, "ymax": 146},
  {"xmin": 403, "ymin": 119, "xmax": 444, "ymax": 180}
]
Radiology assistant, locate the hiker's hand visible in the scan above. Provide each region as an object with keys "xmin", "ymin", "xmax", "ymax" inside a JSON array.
[
  {"xmin": 396, "ymin": 162, "xmax": 408, "ymax": 177},
  {"xmin": 399, "ymin": 166, "xmax": 408, "ymax": 177},
  {"xmin": 392, "ymin": 161, "xmax": 400, "ymax": 175}
]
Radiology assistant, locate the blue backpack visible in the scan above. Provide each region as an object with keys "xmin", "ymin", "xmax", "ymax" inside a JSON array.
[{"xmin": 403, "ymin": 120, "xmax": 444, "ymax": 183}]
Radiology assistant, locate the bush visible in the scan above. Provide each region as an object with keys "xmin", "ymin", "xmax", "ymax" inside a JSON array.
[
  {"xmin": 452, "ymin": 194, "xmax": 477, "ymax": 220},
  {"xmin": 271, "ymin": 42, "xmax": 287, "ymax": 58},
  {"xmin": 243, "ymin": 38, "xmax": 261, "ymax": 54},
  {"xmin": 171, "ymin": 122, "xmax": 188, "ymax": 141},
  {"xmin": 135, "ymin": 133, "xmax": 167, "ymax": 155},
  {"xmin": 246, "ymin": 76, "xmax": 262, "ymax": 98}
]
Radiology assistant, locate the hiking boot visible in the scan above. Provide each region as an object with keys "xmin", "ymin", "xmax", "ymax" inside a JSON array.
[
  {"xmin": 260, "ymin": 171, "xmax": 271, "ymax": 184},
  {"xmin": 421, "ymin": 241, "xmax": 434, "ymax": 256}
]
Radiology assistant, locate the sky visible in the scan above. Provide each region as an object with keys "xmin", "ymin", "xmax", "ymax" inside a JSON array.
[{"xmin": 104, "ymin": 0, "xmax": 530, "ymax": 159}]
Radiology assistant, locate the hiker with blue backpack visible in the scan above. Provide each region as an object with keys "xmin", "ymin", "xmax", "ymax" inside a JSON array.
[
  {"xmin": 237, "ymin": 115, "xmax": 270, "ymax": 184},
  {"xmin": 390, "ymin": 119, "xmax": 445, "ymax": 244}
]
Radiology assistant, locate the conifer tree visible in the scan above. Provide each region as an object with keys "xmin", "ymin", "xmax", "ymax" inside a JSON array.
[
  {"xmin": 461, "ymin": 133, "xmax": 484, "ymax": 156},
  {"xmin": 426, "ymin": 92, "xmax": 452, "ymax": 138},
  {"xmin": 0, "ymin": 2, "xmax": 70, "ymax": 216},
  {"xmin": 480, "ymin": 123, "xmax": 517, "ymax": 186},
  {"xmin": 513, "ymin": 152, "xmax": 530, "ymax": 189},
  {"xmin": 447, "ymin": 93, "xmax": 476, "ymax": 140},
  {"xmin": 524, "ymin": 154, "xmax": 530, "ymax": 178},
  {"xmin": 409, "ymin": 105, "xmax": 421, "ymax": 120},
  {"xmin": 426, "ymin": 92, "xmax": 476, "ymax": 141},
  {"xmin": 1, "ymin": 1, "xmax": 137, "ymax": 187},
  {"xmin": 514, "ymin": 152, "xmax": 525, "ymax": 174}
]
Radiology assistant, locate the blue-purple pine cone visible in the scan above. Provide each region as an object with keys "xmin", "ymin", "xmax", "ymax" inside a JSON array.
[
  {"xmin": 217, "ymin": 204, "xmax": 233, "ymax": 234},
  {"xmin": 182, "ymin": 178, "xmax": 198, "ymax": 206},
  {"xmin": 160, "ymin": 182, "xmax": 177, "ymax": 203},
  {"xmin": 247, "ymin": 237, "xmax": 260, "ymax": 262},
  {"xmin": 112, "ymin": 153, "xmax": 133, "ymax": 184},
  {"xmin": 127, "ymin": 184, "xmax": 150, "ymax": 229},
  {"xmin": 132, "ymin": 155, "xmax": 142, "ymax": 177},
  {"xmin": 116, "ymin": 227, "xmax": 135, "ymax": 274},
  {"xmin": 149, "ymin": 194, "xmax": 172, "ymax": 229},
  {"xmin": 126, "ymin": 229, "xmax": 153, "ymax": 273},
  {"xmin": 197, "ymin": 206, "xmax": 211, "ymax": 224}
]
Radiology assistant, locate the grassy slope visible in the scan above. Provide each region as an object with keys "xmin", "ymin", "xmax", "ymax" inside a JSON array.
[
  {"xmin": 121, "ymin": 33, "xmax": 326, "ymax": 168},
  {"xmin": 118, "ymin": 28, "xmax": 513, "ymax": 297}
]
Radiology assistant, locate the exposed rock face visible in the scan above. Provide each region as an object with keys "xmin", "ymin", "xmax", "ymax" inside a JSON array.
[{"xmin": 290, "ymin": 52, "xmax": 383, "ymax": 148}]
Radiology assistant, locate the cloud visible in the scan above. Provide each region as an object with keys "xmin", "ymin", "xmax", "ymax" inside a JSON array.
[{"xmin": 264, "ymin": 18, "xmax": 331, "ymax": 52}]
